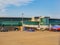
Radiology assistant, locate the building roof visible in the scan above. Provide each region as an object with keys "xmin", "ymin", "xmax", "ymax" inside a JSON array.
[
  {"xmin": 50, "ymin": 18, "xmax": 60, "ymax": 20},
  {"xmin": 0, "ymin": 17, "xmax": 31, "ymax": 18}
]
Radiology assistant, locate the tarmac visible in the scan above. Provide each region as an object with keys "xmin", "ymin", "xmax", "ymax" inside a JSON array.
[{"xmin": 0, "ymin": 31, "xmax": 60, "ymax": 45}]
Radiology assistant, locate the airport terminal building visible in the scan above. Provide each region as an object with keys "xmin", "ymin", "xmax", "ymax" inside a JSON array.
[{"xmin": 0, "ymin": 16, "xmax": 60, "ymax": 31}]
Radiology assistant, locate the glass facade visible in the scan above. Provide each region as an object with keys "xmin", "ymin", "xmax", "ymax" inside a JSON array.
[
  {"xmin": 0, "ymin": 17, "xmax": 31, "ymax": 26},
  {"xmin": 0, "ymin": 17, "xmax": 60, "ymax": 26},
  {"xmin": 49, "ymin": 19, "xmax": 60, "ymax": 25},
  {"xmin": 40, "ymin": 17, "xmax": 49, "ymax": 25},
  {"xmin": 0, "ymin": 21, "xmax": 22, "ymax": 26}
]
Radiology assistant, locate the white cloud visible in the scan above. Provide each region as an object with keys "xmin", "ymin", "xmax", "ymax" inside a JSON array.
[
  {"xmin": 0, "ymin": 0, "xmax": 34, "ymax": 17},
  {"xmin": 0, "ymin": 0, "xmax": 33, "ymax": 11}
]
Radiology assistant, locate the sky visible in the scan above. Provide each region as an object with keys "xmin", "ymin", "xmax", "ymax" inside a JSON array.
[{"xmin": 0, "ymin": 0, "xmax": 60, "ymax": 18}]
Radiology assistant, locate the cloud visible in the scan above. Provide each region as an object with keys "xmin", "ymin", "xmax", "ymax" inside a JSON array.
[
  {"xmin": 0, "ymin": 0, "xmax": 34, "ymax": 17},
  {"xmin": 0, "ymin": 0, "xmax": 34, "ymax": 11}
]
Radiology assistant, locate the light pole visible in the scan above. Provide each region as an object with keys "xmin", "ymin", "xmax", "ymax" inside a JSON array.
[
  {"xmin": 39, "ymin": 16, "xmax": 40, "ymax": 30},
  {"xmin": 49, "ymin": 24, "xmax": 51, "ymax": 30},
  {"xmin": 38, "ymin": 16, "xmax": 40, "ymax": 30},
  {"xmin": 22, "ymin": 13, "xmax": 24, "ymax": 31}
]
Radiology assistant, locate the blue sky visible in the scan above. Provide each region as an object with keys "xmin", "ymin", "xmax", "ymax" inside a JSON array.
[{"xmin": 0, "ymin": 0, "xmax": 60, "ymax": 18}]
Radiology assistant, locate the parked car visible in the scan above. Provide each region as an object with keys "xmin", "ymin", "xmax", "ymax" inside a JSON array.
[{"xmin": 51, "ymin": 25, "xmax": 60, "ymax": 31}]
